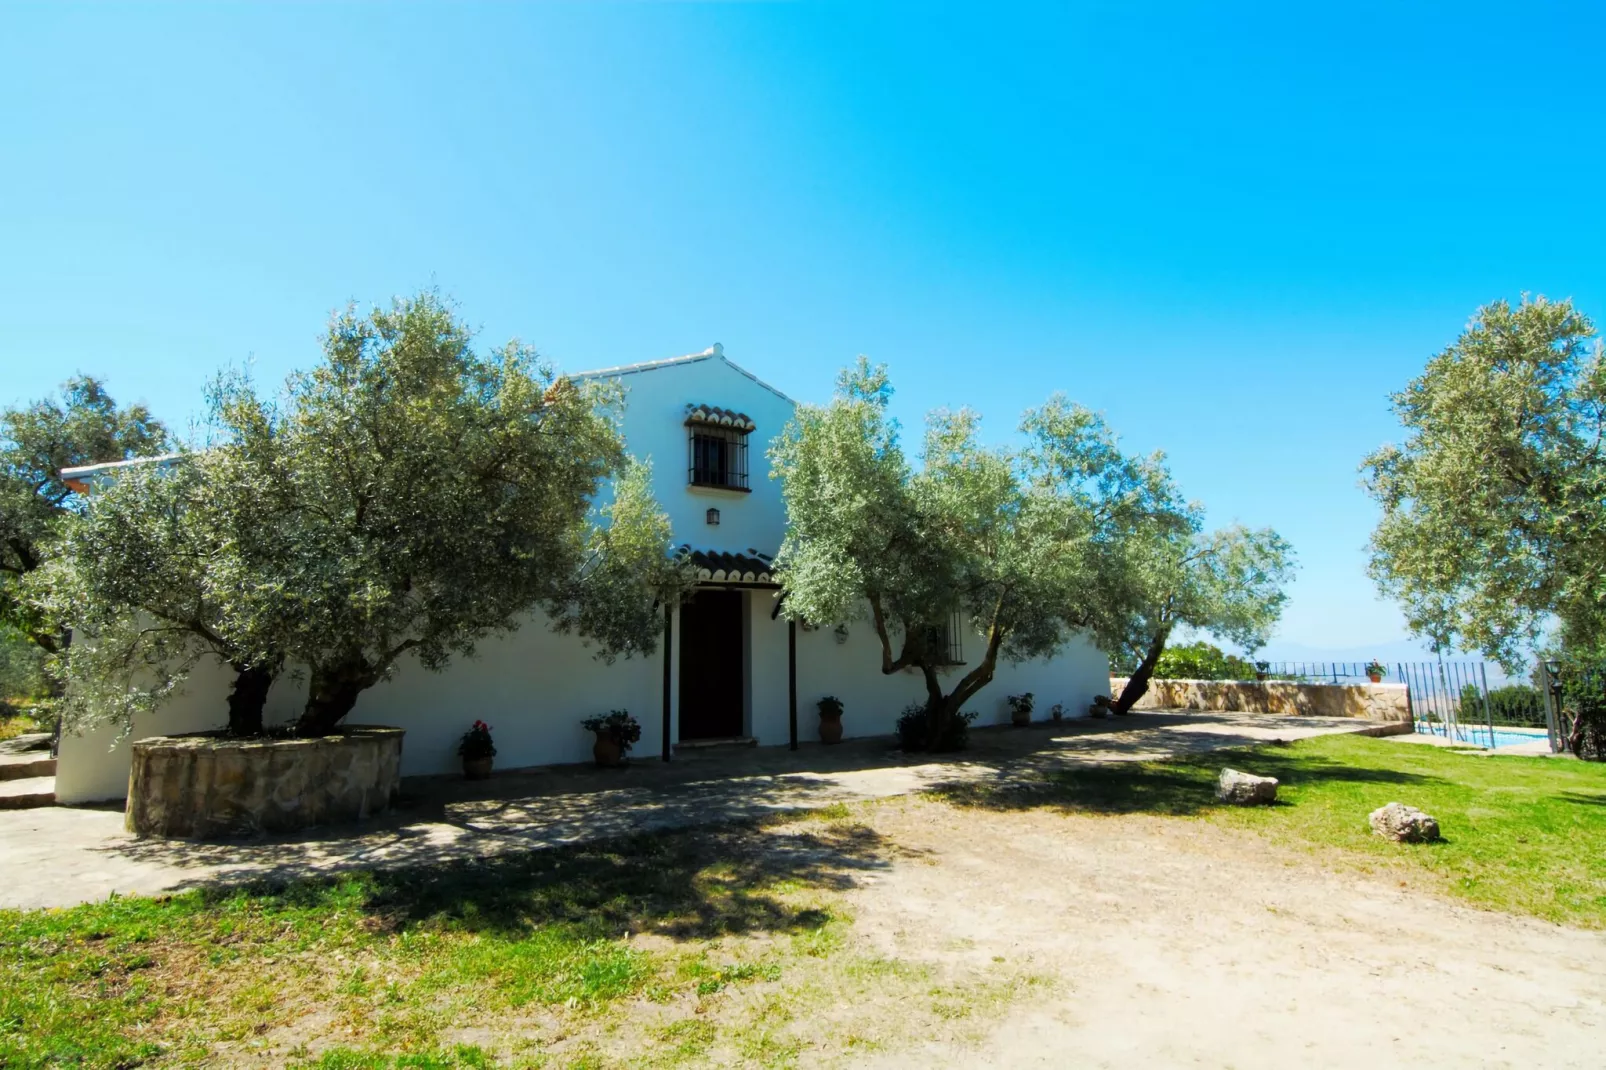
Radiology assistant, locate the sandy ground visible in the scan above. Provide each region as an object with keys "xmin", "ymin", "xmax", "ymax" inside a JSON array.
[{"xmin": 839, "ymin": 800, "xmax": 1605, "ymax": 1069}]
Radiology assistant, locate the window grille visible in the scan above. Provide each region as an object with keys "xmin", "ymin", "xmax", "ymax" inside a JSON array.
[
  {"xmin": 919, "ymin": 608, "xmax": 965, "ymax": 665},
  {"xmin": 688, "ymin": 426, "xmax": 750, "ymax": 490}
]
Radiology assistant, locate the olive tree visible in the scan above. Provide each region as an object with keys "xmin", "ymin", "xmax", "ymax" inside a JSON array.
[
  {"xmin": 0, "ymin": 625, "xmax": 45, "ymax": 704},
  {"xmin": 50, "ymin": 293, "xmax": 687, "ymax": 738},
  {"xmin": 236, "ymin": 293, "xmax": 687, "ymax": 735},
  {"xmin": 1363, "ymin": 296, "xmax": 1604, "ymax": 667},
  {"xmin": 0, "ymin": 377, "xmax": 167, "ymax": 659},
  {"xmin": 770, "ymin": 360, "xmax": 1176, "ymax": 749},
  {"xmin": 42, "ymin": 442, "xmax": 289, "ymax": 736},
  {"xmin": 1109, "ymin": 523, "xmax": 1295, "ymax": 713}
]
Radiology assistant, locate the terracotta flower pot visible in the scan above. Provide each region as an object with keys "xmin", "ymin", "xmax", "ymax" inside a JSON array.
[
  {"xmin": 593, "ymin": 734, "xmax": 625, "ymax": 768},
  {"xmin": 463, "ymin": 756, "xmax": 493, "ymax": 780},
  {"xmin": 1011, "ymin": 708, "xmax": 1031, "ymax": 727},
  {"xmin": 819, "ymin": 712, "xmax": 843, "ymax": 744},
  {"xmin": 1368, "ymin": 673, "xmax": 1383, "ymax": 684}
]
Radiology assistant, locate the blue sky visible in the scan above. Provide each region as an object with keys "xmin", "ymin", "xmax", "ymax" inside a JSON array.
[{"xmin": 3, "ymin": 1, "xmax": 1603, "ymax": 656}]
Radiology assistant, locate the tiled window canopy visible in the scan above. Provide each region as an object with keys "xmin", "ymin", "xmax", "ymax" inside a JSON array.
[{"xmin": 683, "ymin": 405, "xmax": 757, "ymax": 432}]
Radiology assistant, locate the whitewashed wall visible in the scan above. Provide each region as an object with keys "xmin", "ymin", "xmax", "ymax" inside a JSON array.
[
  {"xmin": 55, "ymin": 616, "xmax": 664, "ymax": 804},
  {"xmin": 56, "ymin": 656, "xmax": 306, "ymax": 804},
  {"xmin": 598, "ymin": 350, "xmax": 795, "ymax": 560},
  {"xmin": 785, "ymin": 617, "xmax": 1110, "ymax": 740},
  {"xmin": 57, "ymin": 604, "xmax": 1110, "ymax": 803},
  {"xmin": 55, "ymin": 349, "xmax": 1112, "ymax": 802}
]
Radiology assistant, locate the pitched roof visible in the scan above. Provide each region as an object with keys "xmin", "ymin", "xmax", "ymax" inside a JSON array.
[
  {"xmin": 571, "ymin": 344, "xmax": 794, "ymax": 404},
  {"xmin": 58, "ymin": 347, "xmax": 792, "ymax": 490},
  {"xmin": 679, "ymin": 546, "xmax": 778, "ymax": 587}
]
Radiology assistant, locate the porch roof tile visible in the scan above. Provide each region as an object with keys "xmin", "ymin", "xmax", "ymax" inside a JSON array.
[{"xmin": 679, "ymin": 546, "xmax": 778, "ymax": 587}]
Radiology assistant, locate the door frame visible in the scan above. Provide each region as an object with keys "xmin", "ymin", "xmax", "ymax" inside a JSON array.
[{"xmin": 676, "ymin": 588, "xmax": 751, "ymax": 741}]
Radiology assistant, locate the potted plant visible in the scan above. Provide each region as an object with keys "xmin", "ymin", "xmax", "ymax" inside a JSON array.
[
  {"xmin": 458, "ymin": 720, "xmax": 496, "ymax": 780},
  {"xmin": 817, "ymin": 695, "xmax": 845, "ymax": 744},
  {"xmin": 1365, "ymin": 660, "xmax": 1387, "ymax": 684},
  {"xmin": 1049, "ymin": 702, "xmax": 1065, "ymax": 722},
  {"xmin": 582, "ymin": 710, "xmax": 641, "ymax": 768},
  {"xmin": 1007, "ymin": 692, "xmax": 1034, "ymax": 727},
  {"xmin": 1088, "ymin": 694, "xmax": 1112, "ymax": 719}
]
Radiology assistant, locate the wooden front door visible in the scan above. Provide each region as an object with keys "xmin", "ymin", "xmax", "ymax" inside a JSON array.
[{"xmin": 678, "ymin": 590, "xmax": 745, "ymax": 740}]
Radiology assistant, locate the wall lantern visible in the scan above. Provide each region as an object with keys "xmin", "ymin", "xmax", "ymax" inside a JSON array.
[
  {"xmin": 1545, "ymin": 658, "xmax": 1564, "ymax": 696},
  {"xmin": 706, "ymin": 508, "xmax": 720, "ymax": 526},
  {"xmin": 833, "ymin": 623, "xmax": 849, "ymax": 645}
]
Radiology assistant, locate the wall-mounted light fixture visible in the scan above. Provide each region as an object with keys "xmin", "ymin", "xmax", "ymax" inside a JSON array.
[
  {"xmin": 833, "ymin": 623, "xmax": 849, "ymax": 645},
  {"xmin": 706, "ymin": 508, "xmax": 720, "ymax": 526}
]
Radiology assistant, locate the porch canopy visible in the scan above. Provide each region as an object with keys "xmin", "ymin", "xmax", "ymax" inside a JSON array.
[{"xmin": 678, "ymin": 546, "xmax": 779, "ymax": 588}]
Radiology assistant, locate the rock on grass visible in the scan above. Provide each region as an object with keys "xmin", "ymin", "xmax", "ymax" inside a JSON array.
[
  {"xmin": 1369, "ymin": 802, "xmax": 1441, "ymax": 843},
  {"xmin": 1217, "ymin": 769, "xmax": 1278, "ymax": 805}
]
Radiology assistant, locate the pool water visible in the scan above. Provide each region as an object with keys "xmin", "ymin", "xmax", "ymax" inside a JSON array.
[{"xmin": 1417, "ymin": 723, "xmax": 1549, "ymax": 749}]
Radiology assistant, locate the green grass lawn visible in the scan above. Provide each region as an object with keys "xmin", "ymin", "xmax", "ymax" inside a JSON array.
[
  {"xmin": 0, "ymin": 811, "xmax": 1031, "ymax": 1069},
  {"xmin": 939, "ymin": 732, "xmax": 1606, "ymax": 927},
  {"xmin": 0, "ymin": 824, "xmax": 832, "ymax": 1068}
]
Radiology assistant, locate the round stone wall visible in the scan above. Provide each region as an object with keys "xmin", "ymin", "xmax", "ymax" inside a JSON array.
[{"xmin": 125, "ymin": 726, "xmax": 404, "ymax": 839}]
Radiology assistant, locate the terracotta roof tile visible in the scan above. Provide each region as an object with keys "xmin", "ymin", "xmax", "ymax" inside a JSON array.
[
  {"xmin": 678, "ymin": 546, "xmax": 778, "ymax": 586},
  {"xmin": 683, "ymin": 404, "xmax": 757, "ymax": 432}
]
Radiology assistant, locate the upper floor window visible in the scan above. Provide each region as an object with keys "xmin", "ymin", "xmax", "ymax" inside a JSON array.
[
  {"xmin": 685, "ymin": 404, "xmax": 755, "ymax": 491},
  {"xmin": 918, "ymin": 607, "xmax": 966, "ymax": 665}
]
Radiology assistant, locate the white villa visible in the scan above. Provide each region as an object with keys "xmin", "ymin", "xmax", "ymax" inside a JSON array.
[{"xmin": 55, "ymin": 347, "xmax": 1110, "ymax": 803}]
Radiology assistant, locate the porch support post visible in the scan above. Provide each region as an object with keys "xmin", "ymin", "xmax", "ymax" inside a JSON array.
[
  {"xmin": 662, "ymin": 602, "xmax": 673, "ymax": 762},
  {"xmin": 788, "ymin": 618, "xmax": 798, "ymax": 751}
]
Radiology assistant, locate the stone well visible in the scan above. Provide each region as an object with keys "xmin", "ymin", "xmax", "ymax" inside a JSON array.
[{"xmin": 125, "ymin": 726, "xmax": 404, "ymax": 839}]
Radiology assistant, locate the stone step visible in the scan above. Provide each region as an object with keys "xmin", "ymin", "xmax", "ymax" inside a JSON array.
[
  {"xmin": 673, "ymin": 736, "xmax": 759, "ymax": 757},
  {"xmin": 0, "ymin": 753, "xmax": 55, "ymax": 781},
  {"xmin": 0, "ymin": 776, "xmax": 55, "ymax": 810}
]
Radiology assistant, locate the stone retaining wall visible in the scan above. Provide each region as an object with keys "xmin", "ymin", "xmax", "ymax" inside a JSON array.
[
  {"xmin": 1108, "ymin": 678, "xmax": 1411, "ymax": 723},
  {"xmin": 126, "ymin": 726, "xmax": 404, "ymax": 839}
]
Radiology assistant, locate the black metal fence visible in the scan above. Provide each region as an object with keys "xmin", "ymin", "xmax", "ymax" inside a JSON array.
[
  {"xmin": 1146, "ymin": 653, "xmax": 1576, "ymax": 751},
  {"xmin": 1254, "ymin": 661, "xmax": 1383, "ymax": 683},
  {"xmin": 1393, "ymin": 660, "xmax": 1550, "ymax": 748},
  {"xmin": 1256, "ymin": 658, "xmax": 1553, "ymax": 749}
]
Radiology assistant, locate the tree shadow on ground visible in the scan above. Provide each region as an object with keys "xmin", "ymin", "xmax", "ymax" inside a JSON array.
[
  {"xmin": 97, "ymin": 767, "xmax": 863, "ymax": 891},
  {"xmin": 930, "ymin": 750, "xmax": 1441, "ymax": 817},
  {"xmin": 1559, "ymin": 790, "xmax": 1606, "ymax": 807},
  {"xmin": 193, "ymin": 814, "xmax": 914, "ymax": 944}
]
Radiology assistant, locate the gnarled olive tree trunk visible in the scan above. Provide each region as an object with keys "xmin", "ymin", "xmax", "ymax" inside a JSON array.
[
  {"xmin": 295, "ymin": 645, "xmax": 414, "ymax": 736},
  {"xmin": 224, "ymin": 660, "xmax": 278, "ymax": 736},
  {"xmin": 873, "ymin": 594, "xmax": 1007, "ymax": 752},
  {"xmin": 296, "ymin": 668, "xmax": 373, "ymax": 737},
  {"xmin": 1112, "ymin": 624, "xmax": 1172, "ymax": 715}
]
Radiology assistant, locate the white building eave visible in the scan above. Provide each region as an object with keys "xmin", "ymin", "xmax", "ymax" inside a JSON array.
[
  {"xmin": 570, "ymin": 344, "xmax": 795, "ymax": 405},
  {"xmin": 59, "ymin": 452, "xmax": 185, "ymax": 488}
]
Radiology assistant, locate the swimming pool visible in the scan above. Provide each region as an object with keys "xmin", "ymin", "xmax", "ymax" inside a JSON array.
[{"xmin": 1417, "ymin": 723, "xmax": 1549, "ymax": 749}]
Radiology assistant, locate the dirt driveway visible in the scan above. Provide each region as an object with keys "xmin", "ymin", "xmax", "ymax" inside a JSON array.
[{"xmin": 838, "ymin": 800, "xmax": 1603, "ymax": 1069}]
